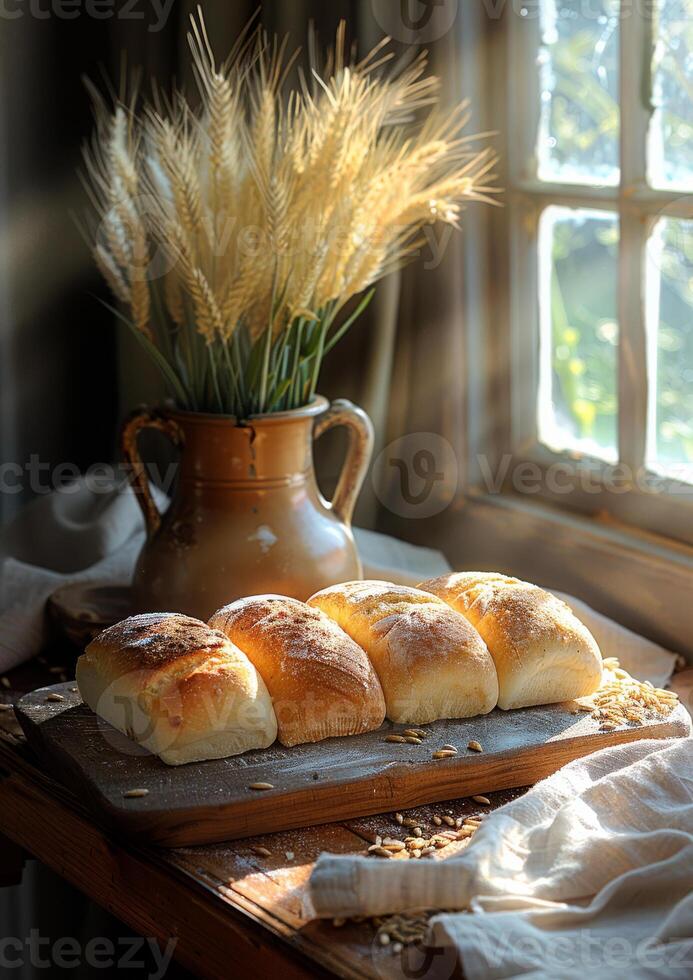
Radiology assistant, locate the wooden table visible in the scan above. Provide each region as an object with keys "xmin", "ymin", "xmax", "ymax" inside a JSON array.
[{"xmin": 1, "ymin": 652, "xmax": 690, "ymax": 980}]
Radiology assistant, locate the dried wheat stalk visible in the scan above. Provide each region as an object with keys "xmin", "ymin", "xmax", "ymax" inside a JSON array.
[{"xmin": 83, "ymin": 8, "xmax": 499, "ymax": 415}]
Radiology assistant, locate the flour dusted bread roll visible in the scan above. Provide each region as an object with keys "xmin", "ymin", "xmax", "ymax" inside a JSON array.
[
  {"xmin": 209, "ymin": 596, "xmax": 386, "ymax": 746},
  {"xmin": 419, "ymin": 572, "xmax": 603, "ymax": 709},
  {"xmin": 76, "ymin": 613, "xmax": 277, "ymax": 765},
  {"xmin": 308, "ymin": 580, "xmax": 499, "ymax": 724}
]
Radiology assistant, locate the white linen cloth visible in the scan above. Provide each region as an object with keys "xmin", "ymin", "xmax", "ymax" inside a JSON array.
[
  {"xmin": 307, "ymin": 737, "xmax": 693, "ymax": 979},
  {"xmin": 0, "ymin": 480, "xmax": 682, "ymax": 688}
]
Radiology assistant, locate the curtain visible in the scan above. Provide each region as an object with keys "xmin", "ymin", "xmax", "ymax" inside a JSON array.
[{"xmin": 0, "ymin": 8, "xmax": 180, "ymax": 524}]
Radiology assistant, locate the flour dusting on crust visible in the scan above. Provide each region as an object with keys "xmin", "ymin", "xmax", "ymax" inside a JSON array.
[{"xmin": 88, "ymin": 613, "xmax": 227, "ymax": 667}]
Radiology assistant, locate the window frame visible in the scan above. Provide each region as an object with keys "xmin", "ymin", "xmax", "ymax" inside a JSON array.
[{"xmin": 475, "ymin": 1, "xmax": 693, "ymax": 546}]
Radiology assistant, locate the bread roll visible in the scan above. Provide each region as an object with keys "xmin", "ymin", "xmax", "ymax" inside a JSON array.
[
  {"xmin": 208, "ymin": 596, "xmax": 386, "ymax": 746},
  {"xmin": 308, "ymin": 580, "xmax": 499, "ymax": 724},
  {"xmin": 76, "ymin": 613, "xmax": 277, "ymax": 765},
  {"xmin": 419, "ymin": 572, "xmax": 603, "ymax": 709}
]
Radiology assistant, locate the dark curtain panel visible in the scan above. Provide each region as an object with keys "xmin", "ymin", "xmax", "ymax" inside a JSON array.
[{"xmin": 0, "ymin": 5, "xmax": 178, "ymax": 522}]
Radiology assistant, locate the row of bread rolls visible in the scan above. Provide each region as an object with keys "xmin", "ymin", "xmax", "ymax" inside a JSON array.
[{"xmin": 76, "ymin": 573, "xmax": 603, "ymax": 765}]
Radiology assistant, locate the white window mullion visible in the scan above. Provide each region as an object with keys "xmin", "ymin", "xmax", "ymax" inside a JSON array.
[
  {"xmin": 617, "ymin": 4, "xmax": 654, "ymax": 474},
  {"xmin": 507, "ymin": 8, "xmax": 543, "ymax": 456}
]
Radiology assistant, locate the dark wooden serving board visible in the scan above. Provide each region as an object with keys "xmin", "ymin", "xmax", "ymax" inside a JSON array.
[{"xmin": 15, "ymin": 682, "xmax": 690, "ymax": 847}]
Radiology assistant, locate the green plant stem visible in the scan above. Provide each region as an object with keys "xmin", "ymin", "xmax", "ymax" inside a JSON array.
[
  {"xmin": 307, "ymin": 304, "xmax": 337, "ymax": 401},
  {"xmin": 258, "ymin": 272, "xmax": 279, "ymax": 413},
  {"xmin": 220, "ymin": 338, "xmax": 242, "ymax": 415},
  {"xmin": 102, "ymin": 278, "xmax": 372, "ymax": 418},
  {"xmin": 323, "ymin": 288, "xmax": 375, "ymax": 356},
  {"xmin": 96, "ymin": 296, "xmax": 189, "ymax": 405},
  {"xmin": 289, "ymin": 318, "xmax": 305, "ymax": 409},
  {"xmin": 207, "ymin": 343, "xmax": 225, "ymax": 413},
  {"xmin": 179, "ymin": 297, "xmax": 200, "ymax": 410},
  {"xmin": 150, "ymin": 281, "xmax": 175, "ymax": 367}
]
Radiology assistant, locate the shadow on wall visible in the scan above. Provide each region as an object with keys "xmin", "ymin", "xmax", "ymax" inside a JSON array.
[{"xmin": 0, "ymin": 6, "xmax": 185, "ymax": 525}]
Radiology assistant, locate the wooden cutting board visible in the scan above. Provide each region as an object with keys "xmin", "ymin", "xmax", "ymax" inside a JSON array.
[{"xmin": 16, "ymin": 682, "xmax": 689, "ymax": 847}]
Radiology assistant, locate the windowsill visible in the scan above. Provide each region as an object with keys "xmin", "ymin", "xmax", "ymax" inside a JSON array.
[
  {"xmin": 490, "ymin": 443, "xmax": 693, "ymax": 547},
  {"xmin": 463, "ymin": 487, "xmax": 693, "ymax": 570}
]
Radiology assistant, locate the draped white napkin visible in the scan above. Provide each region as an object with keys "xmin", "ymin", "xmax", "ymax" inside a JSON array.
[{"xmin": 307, "ymin": 737, "xmax": 693, "ymax": 979}]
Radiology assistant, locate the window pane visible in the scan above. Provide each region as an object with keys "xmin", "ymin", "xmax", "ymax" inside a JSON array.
[
  {"xmin": 537, "ymin": 0, "xmax": 620, "ymax": 186},
  {"xmin": 648, "ymin": 1, "xmax": 693, "ymax": 190},
  {"xmin": 538, "ymin": 206, "xmax": 619, "ymax": 461},
  {"xmin": 646, "ymin": 218, "xmax": 693, "ymax": 480}
]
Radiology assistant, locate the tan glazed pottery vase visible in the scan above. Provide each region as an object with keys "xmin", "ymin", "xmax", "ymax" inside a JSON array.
[{"xmin": 121, "ymin": 396, "xmax": 373, "ymax": 620}]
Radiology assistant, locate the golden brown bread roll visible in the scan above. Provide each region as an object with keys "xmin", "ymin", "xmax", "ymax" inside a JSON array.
[
  {"xmin": 419, "ymin": 572, "xmax": 603, "ymax": 709},
  {"xmin": 76, "ymin": 613, "xmax": 277, "ymax": 765},
  {"xmin": 209, "ymin": 595, "xmax": 386, "ymax": 746},
  {"xmin": 307, "ymin": 580, "xmax": 499, "ymax": 724}
]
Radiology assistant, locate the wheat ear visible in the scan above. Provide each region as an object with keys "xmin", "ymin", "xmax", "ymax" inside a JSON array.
[{"xmin": 93, "ymin": 244, "xmax": 130, "ymax": 304}]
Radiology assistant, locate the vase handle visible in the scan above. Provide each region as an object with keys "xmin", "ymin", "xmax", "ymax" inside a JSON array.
[
  {"xmin": 314, "ymin": 399, "xmax": 374, "ymax": 526},
  {"xmin": 121, "ymin": 409, "xmax": 185, "ymax": 538}
]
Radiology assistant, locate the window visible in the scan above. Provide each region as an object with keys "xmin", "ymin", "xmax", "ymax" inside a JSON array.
[{"xmin": 488, "ymin": 0, "xmax": 693, "ymax": 544}]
